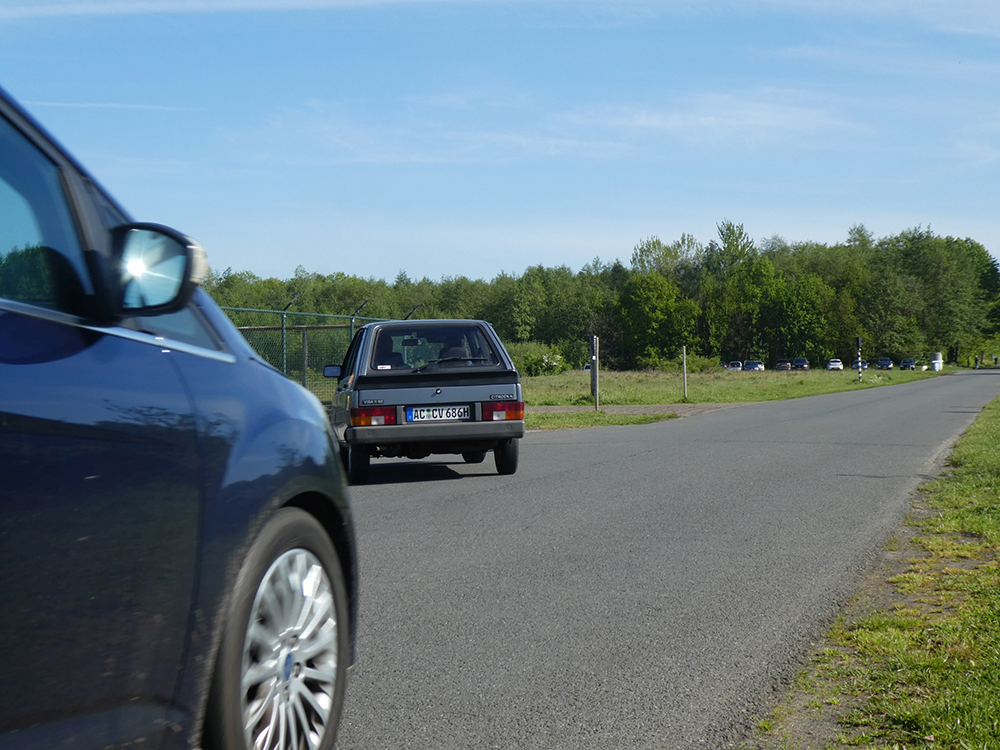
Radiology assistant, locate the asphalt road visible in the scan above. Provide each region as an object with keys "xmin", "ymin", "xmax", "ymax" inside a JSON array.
[{"xmin": 336, "ymin": 370, "xmax": 1000, "ymax": 750}]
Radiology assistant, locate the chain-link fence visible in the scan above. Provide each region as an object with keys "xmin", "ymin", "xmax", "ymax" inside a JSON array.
[{"xmin": 221, "ymin": 307, "xmax": 388, "ymax": 403}]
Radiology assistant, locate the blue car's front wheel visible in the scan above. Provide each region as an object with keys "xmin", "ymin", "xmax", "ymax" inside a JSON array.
[{"xmin": 205, "ymin": 508, "xmax": 350, "ymax": 750}]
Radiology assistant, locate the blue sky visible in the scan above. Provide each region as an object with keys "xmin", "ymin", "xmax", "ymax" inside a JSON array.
[{"xmin": 2, "ymin": 1, "xmax": 999, "ymax": 282}]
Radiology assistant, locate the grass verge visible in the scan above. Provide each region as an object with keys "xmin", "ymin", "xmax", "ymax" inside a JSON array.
[
  {"xmin": 524, "ymin": 411, "xmax": 679, "ymax": 430},
  {"xmin": 524, "ymin": 368, "xmax": 941, "ymax": 406},
  {"xmin": 746, "ymin": 395, "xmax": 1000, "ymax": 750}
]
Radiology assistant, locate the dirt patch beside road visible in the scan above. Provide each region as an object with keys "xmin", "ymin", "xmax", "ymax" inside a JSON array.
[{"xmin": 528, "ymin": 403, "xmax": 750, "ymax": 418}]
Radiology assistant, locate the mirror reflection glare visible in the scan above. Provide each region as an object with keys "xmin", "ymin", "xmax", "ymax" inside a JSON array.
[
  {"xmin": 125, "ymin": 258, "xmax": 147, "ymax": 277},
  {"xmin": 120, "ymin": 229, "xmax": 186, "ymax": 309}
]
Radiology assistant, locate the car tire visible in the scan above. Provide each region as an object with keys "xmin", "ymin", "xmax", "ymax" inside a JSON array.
[
  {"xmin": 462, "ymin": 451, "xmax": 487, "ymax": 464},
  {"xmin": 204, "ymin": 507, "xmax": 350, "ymax": 750},
  {"xmin": 346, "ymin": 444, "xmax": 370, "ymax": 485},
  {"xmin": 494, "ymin": 438, "xmax": 519, "ymax": 475}
]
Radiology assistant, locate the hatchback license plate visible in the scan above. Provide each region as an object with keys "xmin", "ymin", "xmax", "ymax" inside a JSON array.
[{"xmin": 406, "ymin": 405, "xmax": 470, "ymax": 422}]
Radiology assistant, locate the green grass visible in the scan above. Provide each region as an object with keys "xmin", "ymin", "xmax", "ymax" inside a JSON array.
[
  {"xmin": 749, "ymin": 395, "xmax": 1000, "ymax": 749},
  {"xmin": 838, "ymin": 397, "xmax": 1000, "ymax": 748},
  {"xmin": 524, "ymin": 411, "xmax": 679, "ymax": 430},
  {"xmin": 524, "ymin": 367, "xmax": 941, "ymax": 406}
]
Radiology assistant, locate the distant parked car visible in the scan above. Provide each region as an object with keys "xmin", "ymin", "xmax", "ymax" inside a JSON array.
[
  {"xmin": 876, "ymin": 357, "xmax": 893, "ymax": 370},
  {"xmin": 775, "ymin": 359, "xmax": 791, "ymax": 371},
  {"xmin": 900, "ymin": 358, "xmax": 916, "ymax": 370},
  {"xmin": 792, "ymin": 357, "xmax": 809, "ymax": 371},
  {"xmin": 729, "ymin": 361, "xmax": 743, "ymax": 370},
  {"xmin": 743, "ymin": 360, "xmax": 763, "ymax": 371},
  {"xmin": 827, "ymin": 358, "xmax": 843, "ymax": 371},
  {"xmin": 852, "ymin": 359, "xmax": 869, "ymax": 370}
]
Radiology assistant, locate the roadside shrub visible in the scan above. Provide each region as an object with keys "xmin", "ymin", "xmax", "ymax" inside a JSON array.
[
  {"xmin": 507, "ymin": 341, "xmax": 570, "ymax": 376},
  {"xmin": 685, "ymin": 354, "xmax": 725, "ymax": 373},
  {"xmin": 637, "ymin": 351, "xmax": 720, "ymax": 374},
  {"xmin": 555, "ymin": 337, "xmax": 590, "ymax": 369}
]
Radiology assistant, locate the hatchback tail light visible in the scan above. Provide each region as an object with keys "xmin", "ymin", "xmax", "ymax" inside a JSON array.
[
  {"xmin": 482, "ymin": 401, "xmax": 524, "ymax": 421},
  {"xmin": 350, "ymin": 406, "xmax": 397, "ymax": 427}
]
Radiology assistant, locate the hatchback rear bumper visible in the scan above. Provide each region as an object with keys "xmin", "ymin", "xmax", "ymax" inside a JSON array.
[{"xmin": 347, "ymin": 419, "xmax": 525, "ymax": 445}]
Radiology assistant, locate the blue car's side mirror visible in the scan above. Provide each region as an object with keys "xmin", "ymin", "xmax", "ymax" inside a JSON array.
[
  {"xmin": 111, "ymin": 223, "xmax": 208, "ymax": 316},
  {"xmin": 324, "ymin": 365, "xmax": 342, "ymax": 378}
]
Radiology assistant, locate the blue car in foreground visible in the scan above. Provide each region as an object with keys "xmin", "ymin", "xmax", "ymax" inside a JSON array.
[{"xmin": 0, "ymin": 86, "xmax": 357, "ymax": 750}]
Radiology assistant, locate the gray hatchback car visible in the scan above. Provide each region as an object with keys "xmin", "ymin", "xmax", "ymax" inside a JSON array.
[{"xmin": 325, "ymin": 319, "xmax": 526, "ymax": 483}]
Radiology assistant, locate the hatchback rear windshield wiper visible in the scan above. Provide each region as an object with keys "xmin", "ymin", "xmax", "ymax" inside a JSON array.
[{"xmin": 414, "ymin": 356, "xmax": 491, "ymax": 372}]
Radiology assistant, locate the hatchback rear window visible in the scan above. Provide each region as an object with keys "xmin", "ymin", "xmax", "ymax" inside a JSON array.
[{"xmin": 369, "ymin": 326, "xmax": 500, "ymax": 372}]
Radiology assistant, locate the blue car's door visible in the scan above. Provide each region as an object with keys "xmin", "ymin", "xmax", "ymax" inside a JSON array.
[{"xmin": 0, "ymin": 108, "xmax": 200, "ymax": 748}]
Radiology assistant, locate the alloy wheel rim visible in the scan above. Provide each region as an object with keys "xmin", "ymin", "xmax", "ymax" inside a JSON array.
[{"xmin": 241, "ymin": 548, "xmax": 338, "ymax": 750}]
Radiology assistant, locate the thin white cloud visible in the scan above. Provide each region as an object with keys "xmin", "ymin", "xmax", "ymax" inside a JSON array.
[
  {"xmin": 776, "ymin": 40, "xmax": 1000, "ymax": 81},
  {"xmin": 579, "ymin": 89, "xmax": 864, "ymax": 150},
  {"xmin": 0, "ymin": 0, "xmax": 515, "ymax": 20},
  {"xmin": 4, "ymin": 0, "xmax": 1000, "ymax": 38},
  {"xmin": 726, "ymin": 0, "xmax": 1000, "ymax": 37},
  {"xmin": 403, "ymin": 89, "xmax": 535, "ymax": 113},
  {"xmin": 220, "ymin": 97, "xmax": 627, "ymax": 166},
  {"xmin": 24, "ymin": 100, "xmax": 193, "ymax": 111},
  {"xmin": 216, "ymin": 86, "xmax": 866, "ymax": 170}
]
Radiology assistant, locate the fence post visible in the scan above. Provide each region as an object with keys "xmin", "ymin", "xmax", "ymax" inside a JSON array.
[
  {"xmin": 590, "ymin": 335, "xmax": 600, "ymax": 411},
  {"xmin": 683, "ymin": 345, "xmax": 688, "ymax": 400},
  {"xmin": 350, "ymin": 299, "xmax": 370, "ymax": 339},
  {"xmin": 302, "ymin": 328, "xmax": 309, "ymax": 388},
  {"xmin": 281, "ymin": 313, "xmax": 287, "ymax": 375}
]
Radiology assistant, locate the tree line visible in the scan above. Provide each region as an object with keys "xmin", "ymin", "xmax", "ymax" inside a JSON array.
[{"xmin": 204, "ymin": 221, "xmax": 1000, "ymax": 372}]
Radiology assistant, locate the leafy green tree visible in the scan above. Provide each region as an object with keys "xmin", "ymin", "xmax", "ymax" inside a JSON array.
[
  {"xmin": 577, "ymin": 258, "xmax": 630, "ymax": 369},
  {"xmin": 846, "ymin": 223, "xmax": 874, "ymax": 249},
  {"xmin": 480, "ymin": 272, "xmax": 541, "ymax": 343},
  {"xmin": 432, "ymin": 276, "xmax": 490, "ymax": 320},
  {"xmin": 521, "ymin": 265, "xmax": 590, "ymax": 346},
  {"xmin": 202, "ymin": 219, "xmax": 998, "ymax": 372},
  {"xmin": 619, "ymin": 272, "xmax": 698, "ymax": 368},
  {"xmin": 631, "ymin": 234, "xmax": 703, "ymax": 276},
  {"xmin": 704, "ymin": 219, "xmax": 756, "ymax": 277},
  {"xmin": 857, "ymin": 251, "xmax": 924, "ymax": 358},
  {"xmin": 696, "ymin": 220, "xmax": 764, "ymax": 360},
  {"xmin": 824, "ymin": 286, "xmax": 863, "ymax": 361}
]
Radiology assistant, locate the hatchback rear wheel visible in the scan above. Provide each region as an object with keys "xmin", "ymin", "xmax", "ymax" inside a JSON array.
[
  {"xmin": 346, "ymin": 444, "xmax": 370, "ymax": 485},
  {"xmin": 494, "ymin": 438, "xmax": 519, "ymax": 475}
]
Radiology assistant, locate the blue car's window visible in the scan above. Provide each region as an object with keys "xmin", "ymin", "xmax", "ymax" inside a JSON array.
[
  {"xmin": 370, "ymin": 326, "xmax": 500, "ymax": 372},
  {"xmin": 85, "ymin": 176, "xmax": 128, "ymax": 227},
  {"xmin": 0, "ymin": 115, "xmax": 91, "ymax": 312},
  {"xmin": 137, "ymin": 305, "xmax": 224, "ymax": 351}
]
